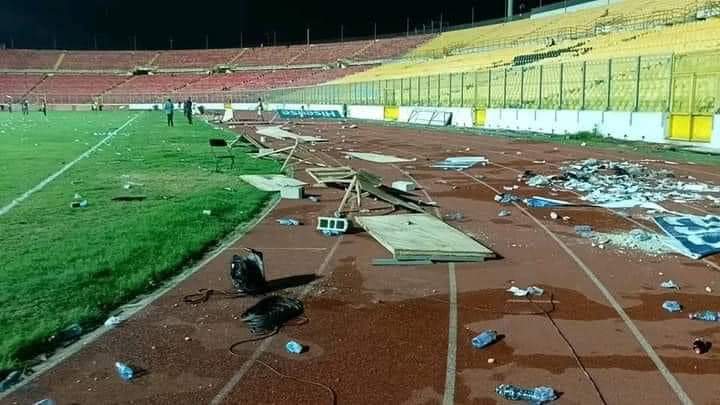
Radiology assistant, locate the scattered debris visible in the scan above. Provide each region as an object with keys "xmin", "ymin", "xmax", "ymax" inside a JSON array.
[
  {"xmin": 525, "ymin": 196, "xmax": 576, "ymax": 208},
  {"xmin": 317, "ymin": 217, "xmax": 349, "ymax": 235},
  {"xmin": 496, "ymin": 384, "xmax": 558, "ymax": 403},
  {"xmin": 285, "ymin": 340, "xmax": 304, "ymax": 354},
  {"xmin": 689, "ymin": 310, "xmax": 720, "ymax": 322},
  {"xmin": 660, "ymin": 280, "xmax": 680, "ymax": 290},
  {"xmin": 495, "ymin": 193, "xmax": 520, "ymax": 205},
  {"xmin": 588, "ymin": 229, "xmax": 678, "ymax": 256},
  {"xmin": 575, "ymin": 225, "xmax": 593, "ymax": 237},
  {"xmin": 112, "ymin": 195, "xmax": 147, "ymax": 202},
  {"xmin": 115, "ymin": 362, "xmax": 134, "ymax": 381},
  {"xmin": 32, "ymin": 399, "xmax": 56, "ymax": 405},
  {"xmin": 693, "ymin": 338, "xmax": 710, "ymax": 354},
  {"xmin": 653, "ymin": 215, "xmax": 720, "ymax": 259},
  {"xmin": 444, "ymin": 212, "xmax": 465, "ymax": 221},
  {"xmin": 663, "ymin": 301, "xmax": 682, "ymax": 313},
  {"xmin": 498, "ymin": 209, "xmax": 511, "ymax": 217},
  {"xmin": 0, "ymin": 370, "xmax": 21, "ymax": 392},
  {"xmin": 104, "ymin": 316, "xmax": 123, "ymax": 327},
  {"xmin": 202, "ymin": 210, "xmax": 212, "ymax": 216},
  {"xmin": 306, "ymin": 167, "xmax": 355, "ymax": 184},
  {"xmin": 471, "ymin": 330, "xmax": 497, "ymax": 349},
  {"xmin": 527, "ymin": 159, "xmax": 720, "ymax": 209},
  {"xmin": 507, "ymin": 286, "xmax": 544, "ymax": 297},
  {"xmin": 240, "ymin": 175, "xmax": 306, "ymax": 192},
  {"xmin": 706, "ymin": 286, "xmax": 713, "ymax": 294},
  {"xmin": 256, "ymin": 126, "xmax": 327, "ymax": 143},
  {"xmin": 392, "ymin": 181, "xmax": 416, "ymax": 192},
  {"xmin": 487, "ymin": 358, "xmax": 496, "ymax": 364},
  {"xmin": 550, "ymin": 212, "xmax": 559, "ymax": 220},
  {"xmin": 241, "ymin": 296, "xmax": 304, "ymax": 335},
  {"xmin": 433, "ymin": 156, "xmax": 489, "ymax": 171},
  {"xmin": 344, "ymin": 152, "xmax": 415, "ymax": 163},
  {"xmin": 277, "ymin": 218, "xmax": 301, "ymax": 226},
  {"xmin": 308, "ymin": 196, "xmax": 320, "ymax": 203},
  {"xmin": 527, "ymin": 175, "xmax": 552, "ymax": 187},
  {"xmin": 356, "ymin": 213, "xmax": 496, "ymax": 263}
]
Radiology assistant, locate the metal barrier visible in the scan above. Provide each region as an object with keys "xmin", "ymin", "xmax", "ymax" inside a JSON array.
[{"xmin": 263, "ymin": 50, "xmax": 720, "ymax": 119}]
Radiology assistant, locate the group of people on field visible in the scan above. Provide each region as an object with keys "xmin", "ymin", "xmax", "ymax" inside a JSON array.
[
  {"xmin": 163, "ymin": 98, "xmax": 194, "ymax": 127},
  {"xmin": 162, "ymin": 97, "xmax": 265, "ymax": 127},
  {"xmin": 2, "ymin": 98, "xmax": 47, "ymax": 116}
]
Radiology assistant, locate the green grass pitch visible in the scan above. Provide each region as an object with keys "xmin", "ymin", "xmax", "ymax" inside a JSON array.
[{"xmin": 0, "ymin": 110, "xmax": 279, "ymax": 371}]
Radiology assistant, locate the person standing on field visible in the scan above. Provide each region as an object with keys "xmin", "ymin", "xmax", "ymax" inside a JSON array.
[
  {"xmin": 164, "ymin": 98, "xmax": 174, "ymax": 127},
  {"xmin": 256, "ymin": 97, "xmax": 264, "ymax": 121},
  {"xmin": 22, "ymin": 99, "xmax": 29, "ymax": 115},
  {"xmin": 184, "ymin": 97, "xmax": 193, "ymax": 125},
  {"xmin": 41, "ymin": 98, "xmax": 48, "ymax": 117}
]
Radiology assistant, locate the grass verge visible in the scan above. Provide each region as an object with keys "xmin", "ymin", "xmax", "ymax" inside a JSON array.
[{"xmin": 0, "ymin": 111, "xmax": 278, "ymax": 372}]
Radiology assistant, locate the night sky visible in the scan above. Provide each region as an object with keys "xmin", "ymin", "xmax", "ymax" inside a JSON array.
[{"xmin": 0, "ymin": 0, "xmax": 567, "ymax": 50}]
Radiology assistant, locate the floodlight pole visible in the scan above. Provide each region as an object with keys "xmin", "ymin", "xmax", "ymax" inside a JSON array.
[
  {"xmin": 471, "ymin": 7, "xmax": 475, "ymax": 24},
  {"xmin": 439, "ymin": 13, "xmax": 443, "ymax": 32},
  {"xmin": 205, "ymin": 34, "xmax": 209, "ymax": 49},
  {"xmin": 406, "ymin": 17, "xmax": 410, "ymax": 36},
  {"xmin": 341, "ymin": 24, "xmax": 344, "ymax": 42},
  {"xmin": 133, "ymin": 35, "xmax": 137, "ymax": 51},
  {"xmin": 373, "ymin": 23, "xmax": 377, "ymax": 40},
  {"xmin": 306, "ymin": 28, "xmax": 310, "ymax": 46},
  {"xmin": 169, "ymin": 37, "xmax": 173, "ymax": 50},
  {"xmin": 240, "ymin": 32, "xmax": 243, "ymax": 48}
]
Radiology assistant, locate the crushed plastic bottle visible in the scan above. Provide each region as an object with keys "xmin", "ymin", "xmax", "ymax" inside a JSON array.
[
  {"xmin": 471, "ymin": 330, "xmax": 497, "ymax": 349},
  {"xmin": 277, "ymin": 218, "xmax": 301, "ymax": 226},
  {"xmin": 496, "ymin": 384, "xmax": 558, "ymax": 403},
  {"xmin": 115, "ymin": 362, "xmax": 134, "ymax": 381},
  {"xmin": 285, "ymin": 340, "xmax": 304, "ymax": 354},
  {"xmin": 689, "ymin": 310, "xmax": 720, "ymax": 322},
  {"xmin": 662, "ymin": 300, "xmax": 682, "ymax": 313}
]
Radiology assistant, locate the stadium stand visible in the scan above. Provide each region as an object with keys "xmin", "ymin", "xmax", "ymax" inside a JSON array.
[
  {"xmin": 354, "ymin": 35, "xmax": 433, "ymax": 60},
  {"xmin": 59, "ymin": 51, "xmax": 156, "ymax": 71},
  {"xmin": 0, "ymin": 50, "xmax": 62, "ymax": 70},
  {"xmin": 234, "ymin": 45, "xmax": 308, "ymax": 67},
  {"xmin": 0, "ymin": 74, "xmax": 45, "ymax": 98},
  {"xmin": 28, "ymin": 74, "xmax": 127, "ymax": 102},
  {"xmin": 291, "ymin": 42, "xmax": 371, "ymax": 64},
  {"xmin": 153, "ymin": 49, "xmax": 240, "ymax": 69},
  {"xmin": 107, "ymin": 74, "xmax": 201, "ymax": 94}
]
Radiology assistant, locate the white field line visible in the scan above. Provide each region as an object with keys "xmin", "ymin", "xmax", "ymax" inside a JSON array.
[{"xmin": 0, "ymin": 114, "xmax": 140, "ymax": 217}]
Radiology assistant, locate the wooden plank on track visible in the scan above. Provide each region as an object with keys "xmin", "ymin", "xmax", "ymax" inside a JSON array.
[{"xmin": 356, "ymin": 214, "xmax": 495, "ymax": 261}]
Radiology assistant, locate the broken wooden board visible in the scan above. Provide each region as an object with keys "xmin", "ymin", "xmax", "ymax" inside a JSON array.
[
  {"xmin": 356, "ymin": 172, "xmax": 425, "ymax": 213},
  {"xmin": 355, "ymin": 214, "xmax": 495, "ymax": 261},
  {"xmin": 256, "ymin": 126, "xmax": 327, "ymax": 143},
  {"xmin": 306, "ymin": 167, "xmax": 356, "ymax": 183},
  {"xmin": 239, "ymin": 175, "xmax": 307, "ymax": 192},
  {"xmin": 344, "ymin": 152, "xmax": 416, "ymax": 163}
]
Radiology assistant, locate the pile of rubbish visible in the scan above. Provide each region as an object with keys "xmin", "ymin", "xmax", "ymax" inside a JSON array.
[
  {"xmin": 527, "ymin": 159, "xmax": 720, "ymax": 206},
  {"xmin": 577, "ymin": 227, "xmax": 679, "ymax": 256}
]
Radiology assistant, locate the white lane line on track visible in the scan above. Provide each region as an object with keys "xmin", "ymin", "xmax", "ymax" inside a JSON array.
[
  {"xmin": 462, "ymin": 171, "xmax": 694, "ymax": 405},
  {"xmin": 210, "ymin": 236, "xmax": 343, "ymax": 405},
  {"xmin": 442, "ymin": 262, "xmax": 458, "ymax": 405},
  {"xmin": 0, "ymin": 114, "xmax": 140, "ymax": 217}
]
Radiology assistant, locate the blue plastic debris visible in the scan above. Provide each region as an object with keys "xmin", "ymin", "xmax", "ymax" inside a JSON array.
[
  {"xmin": 662, "ymin": 300, "xmax": 682, "ymax": 313},
  {"xmin": 432, "ymin": 156, "xmax": 488, "ymax": 171},
  {"xmin": 496, "ymin": 384, "xmax": 557, "ymax": 403},
  {"xmin": 285, "ymin": 340, "xmax": 304, "ymax": 354},
  {"xmin": 471, "ymin": 330, "xmax": 497, "ymax": 349},
  {"xmin": 277, "ymin": 218, "xmax": 301, "ymax": 226},
  {"xmin": 115, "ymin": 362, "xmax": 134, "ymax": 381},
  {"xmin": 524, "ymin": 196, "xmax": 573, "ymax": 208}
]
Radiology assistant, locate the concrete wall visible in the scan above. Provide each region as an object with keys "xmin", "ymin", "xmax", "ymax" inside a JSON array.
[
  {"xmin": 348, "ymin": 105, "xmax": 384, "ymax": 121},
  {"xmin": 712, "ymin": 115, "xmax": 720, "ymax": 149},
  {"xmin": 485, "ymin": 108, "xmax": 670, "ymax": 143}
]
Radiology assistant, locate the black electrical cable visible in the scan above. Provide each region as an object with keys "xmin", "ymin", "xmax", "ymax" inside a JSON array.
[
  {"xmin": 240, "ymin": 296, "xmax": 305, "ymax": 335},
  {"xmin": 183, "ymin": 288, "xmax": 247, "ymax": 304}
]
